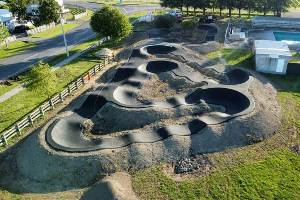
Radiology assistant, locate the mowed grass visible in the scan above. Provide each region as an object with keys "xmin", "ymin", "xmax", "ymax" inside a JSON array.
[
  {"xmin": 0, "ymin": 81, "xmax": 22, "ymax": 97},
  {"xmin": 132, "ymin": 48, "xmax": 300, "ymax": 200},
  {"xmin": 132, "ymin": 150, "xmax": 300, "ymax": 200},
  {"xmin": 30, "ymin": 24, "xmax": 79, "ymax": 39},
  {"xmin": 0, "ymin": 41, "xmax": 36, "ymax": 60},
  {"xmin": 0, "ymin": 56, "xmax": 99, "ymax": 133}
]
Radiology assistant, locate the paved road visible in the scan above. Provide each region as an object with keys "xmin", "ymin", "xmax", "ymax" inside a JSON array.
[{"xmin": 0, "ymin": 1, "xmax": 161, "ymax": 81}]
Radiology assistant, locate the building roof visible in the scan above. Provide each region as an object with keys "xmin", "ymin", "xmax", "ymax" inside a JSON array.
[
  {"xmin": 0, "ymin": 9, "xmax": 12, "ymax": 23},
  {"xmin": 254, "ymin": 40, "xmax": 292, "ymax": 57}
]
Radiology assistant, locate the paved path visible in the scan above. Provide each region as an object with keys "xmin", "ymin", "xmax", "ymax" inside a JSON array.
[
  {"xmin": 0, "ymin": 84, "xmax": 25, "ymax": 103},
  {"xmin": 0, "ymin": 1, "xmax": 161, "ymax": 81}
]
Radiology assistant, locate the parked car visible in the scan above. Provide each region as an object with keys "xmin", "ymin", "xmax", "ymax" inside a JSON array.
[
  {"xmin": 12, "ymin": 25, "xmax": 30, "ymax": 34},
  {"xmin": 199, "ymin": 15, "xmax": 217, "ymax": 24},
  {"xmin": 168, "ymin": 10, "xmax": 183, "ymax": 22}
]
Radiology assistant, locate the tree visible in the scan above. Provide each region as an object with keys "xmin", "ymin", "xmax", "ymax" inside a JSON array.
[
  {"xmin": 90, "ymin": 6, "xmax": 132, "ymax": 40},
  {"xmin": 0, "ymin": 24, "xmax": 10, "ymax": 48},
  {"xmin": 161, "ymin": 0, "xmax": 185, "ymax": 11},
  {"xmin": 38, "ymin": 0, "xmax": 61, "ymax": 25},
  {"xmin": 7, "ymin": 0, "xmax": 29, "ymax": 19},
  {"xmin": 26, "ymin": 62, "xmax": 57, "ymax": 98}
]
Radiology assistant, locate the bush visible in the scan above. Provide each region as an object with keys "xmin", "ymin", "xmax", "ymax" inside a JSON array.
[
  {"xmin": 70, "ymin": 7, "xmax": 85, "ymax": 15},
  {"xmin": 182, "ymin": 19, "xmax": 197, "ymax": 31},
  {"xmin": 90, "ymin": 6, "xmax": 132, "ymax": 40},
  {"xmin": 154, "ymin": 15, "xmax": 176, "ymax": 29}
]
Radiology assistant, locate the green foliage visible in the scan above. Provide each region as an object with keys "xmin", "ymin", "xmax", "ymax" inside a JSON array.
[
  {"xmin": 26, "ymin": 62, "xmax": 57, "ymax": 98},
  {"xmin": 160, "ymin": 0, "xmax": 300, "ymax": 17},
  {"xmin": 7, "ymin": 0, "xmax": 29, "ymax": 19},
  {"xmin": 154, "ymin": 15, "xmax": 176, "ymax": 28},
  {"xmin": 90, "ymin": 6, "xmax": 132, "ymax": 40},
  {"xmin": 0, "ymin": 24, "xmax": 10, "ymax": 47},
  {"xmin": 181, "ymin": 19, "xmax": 197, "ymax": 30},
  {"xmin": 133, "ymin": 150, "xmax": 300, "ymax": 200},
  {"xmin": 38, "ymin": 0, "xmax": 61, "ymax": 25},
  {"xmin": 70, "ymin": 7, "xmax": 86, "ymax": 15}
]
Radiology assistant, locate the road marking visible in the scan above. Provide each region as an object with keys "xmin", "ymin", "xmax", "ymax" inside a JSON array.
[
  {"xmin": 25, "ymin": 53, "xmax": 40, "ymax": 60},
  {"xmin": 122, "ymin": 7, "xmax": 128, "ymax": 14}
]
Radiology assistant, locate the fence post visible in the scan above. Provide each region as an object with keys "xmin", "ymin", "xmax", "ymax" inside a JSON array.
[
  {"xmin": 75, "ymin": 81, "xmax": 79, "ymax": 90},
  {"xmin": 93, "ymin": 67, "xmax": 96, "ymax": 76},
  {"xmin": 81, "ymin": 76, "xmax": 85, "ymax": 84},
  {"xmin": 3, "ymin": 134, "xmax": 7, "ymax": 146},
  {"xmin": 28, "ymin": 115, "xmax": 34, "ymax": 127},
  {"xmin": 49, "ymin": 98, "xmax": 54, "ymax": 109},
  {"xmin": 59, "ymin": 92, "xmax": 64, "ymax": 102},
  {"xmin": 15, "ymin": 123, "xmax": 21, "ymax": 135},
  {"xmin": 68, "ymin": 85, "xmax": 71, "ymax": 94},
  {"xmin": 39, "ymin": 106, "xmax": 44, "ymax": 116}
]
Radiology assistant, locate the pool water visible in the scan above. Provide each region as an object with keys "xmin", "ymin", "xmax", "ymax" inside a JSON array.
[{"xmin": 274, "ymin": 31, "xmax": 300, "ymax": 42}]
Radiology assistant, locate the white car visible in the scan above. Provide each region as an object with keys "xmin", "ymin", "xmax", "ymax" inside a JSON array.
[{"xmin": 168, "ymin": 10, "xmax": 183, "ymax": 21}]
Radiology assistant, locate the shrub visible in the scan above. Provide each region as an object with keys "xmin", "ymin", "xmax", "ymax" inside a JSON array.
[
  {"xmin": 182, "ymin": 19, "xmax": 197, "ymax": 31},
  {"xmin": 90, "ymin": 6, "xmax": 132, "ymax": 40},
  {"xmin": 154, "ymin": 15, "xmax": 176, "ymax": 29}
]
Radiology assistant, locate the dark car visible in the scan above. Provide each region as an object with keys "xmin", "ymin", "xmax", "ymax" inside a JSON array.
[
  {"xmin": 12, "ymin": 25, "xmax": 30, "ymax": 34},
  {"xmin": 199, "ymin": 15, "xmax": 217, "ymax": 24}
]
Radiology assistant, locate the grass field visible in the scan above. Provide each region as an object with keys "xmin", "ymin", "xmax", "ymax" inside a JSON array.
[
  {"xmin": 132, "ymin": 48, "xmax": 300, "ymax": 200},
  {"xmin": 30, "ymin": 24, "xmax": 79, "ymax": 39},
  {"xmin": 0, "ymin": 41, "xmax": 36, "ymax": 60}
]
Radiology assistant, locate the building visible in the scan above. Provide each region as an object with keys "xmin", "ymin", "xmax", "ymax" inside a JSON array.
[
  {"xmin": 253, "ymin": 40, "xmax": 292, "ymax": 74},
  {"xmin": 0, "ymin": 9, "xmax": 14, "ymax": 31}
]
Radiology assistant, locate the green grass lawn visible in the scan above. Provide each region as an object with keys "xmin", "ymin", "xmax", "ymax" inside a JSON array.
[
  {"xmin": 0, "ymin": 56, "xmax": 100, "ymax": 133},
  {"xmin": 0, "ymin": 81, "xmax": 22, "ymax": 97},
  {"xmin": 30, "ymin": 24, "xmax": 79, "ymax": 39},
  {"xmin": 0, "ymin": 41, "xmax": 36, "ymax": 60},
  {"xmin": 133, "ymin": 150, "xmax": 300, "ymax": 200}
]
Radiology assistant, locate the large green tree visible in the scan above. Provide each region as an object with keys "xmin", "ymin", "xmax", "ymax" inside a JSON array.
[
  {"xmin": 8, "ymin": 0, "xmax": 29, "ymax": 19},
  {"xmin": 38, "ymin": 0, "xmax": 61, "ymax": 25},
  {"xmin": 90, "ymin": 6, "xmax": 132, "ymax": 40}
]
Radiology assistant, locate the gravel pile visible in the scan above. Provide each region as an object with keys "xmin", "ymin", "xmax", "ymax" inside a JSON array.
[{"xmin": 174, "ymin": 155, "xmax": 213, "ymax": 174}]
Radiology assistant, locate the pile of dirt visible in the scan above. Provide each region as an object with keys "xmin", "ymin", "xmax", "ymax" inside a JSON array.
[
  {"xmin": 136, "ymin": 75, "xmax": 177, "ymax": 103},
  {"xmin": 174, "ymin": 154, "xmax": 214, "ymax": 174}
]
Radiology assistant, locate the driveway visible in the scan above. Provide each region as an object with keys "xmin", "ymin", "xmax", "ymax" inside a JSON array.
[{"xmin": 0, "ymin": 1, "xmax": 161, "ymax": 81}]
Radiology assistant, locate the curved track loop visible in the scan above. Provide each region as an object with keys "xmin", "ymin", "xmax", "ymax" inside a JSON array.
[{"xmin": 46, "ymin": 43, "xmax": 254, "ymax": 152}]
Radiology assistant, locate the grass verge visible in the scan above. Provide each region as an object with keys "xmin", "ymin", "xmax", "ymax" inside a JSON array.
[
  {"xmin": 0, "ymin": 41, "xmax": 36, "ymax": 60},
  {"xmin": 30, "ymin": 24, "xmax": 79, "ymax": 39},
  {"xmin": 132, "ymin": 150, "xmax": 300, "ymax": 200}
]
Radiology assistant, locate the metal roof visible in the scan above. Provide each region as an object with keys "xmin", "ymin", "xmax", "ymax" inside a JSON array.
[{"xmin": 254, "ymin": 40, "xmax": 292, "ymax": 57}]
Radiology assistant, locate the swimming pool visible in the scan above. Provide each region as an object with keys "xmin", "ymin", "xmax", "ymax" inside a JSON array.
[{"xmin": 274, "ymin": 31, "xmax": 300, "ymax": 42}]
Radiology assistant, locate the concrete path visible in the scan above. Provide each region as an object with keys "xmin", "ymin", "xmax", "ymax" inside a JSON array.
[{"xmin": 0, "ymin": 84, "xmax": 25, "ymax": 103}]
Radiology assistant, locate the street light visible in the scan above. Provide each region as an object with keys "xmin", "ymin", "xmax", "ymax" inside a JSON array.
[{"xmin": 59, "ymin": 12, "xmax": 69, "ymax": 57}]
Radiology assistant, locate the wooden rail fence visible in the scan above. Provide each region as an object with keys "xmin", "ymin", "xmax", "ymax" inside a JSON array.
[{"xmin": 0, "ymin": 57, "xmax": 113, "ymax": 147}]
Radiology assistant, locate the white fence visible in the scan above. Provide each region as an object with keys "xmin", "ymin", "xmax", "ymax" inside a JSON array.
[
  {"xmin": 0, "ymin": 57, "xmax": 113, "ymax": 147},
  {"xmin": 74, "ymin": 10, "xmax": 88, "ymax": 20},
  {"xmin": 26, "ymin": 22, "xmax": 56, "ymax": 36},
  {"xmin": 0, "ymin": 35, "xmax": 17, "ymax": 46}
]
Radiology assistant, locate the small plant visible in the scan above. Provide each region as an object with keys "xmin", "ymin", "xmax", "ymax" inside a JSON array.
[
  {"xmin": 154, "ymin": 15, "xmax": 176, "ymax": 29},
  {"xmin": 26, "ymin": 62, "xmax": 58, "ymax": 99}
]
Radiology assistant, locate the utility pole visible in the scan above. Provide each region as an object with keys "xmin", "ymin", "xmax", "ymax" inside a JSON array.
[{"xmin": 60, "ymin": 13, "xmax": 69, "ymax": 57}]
